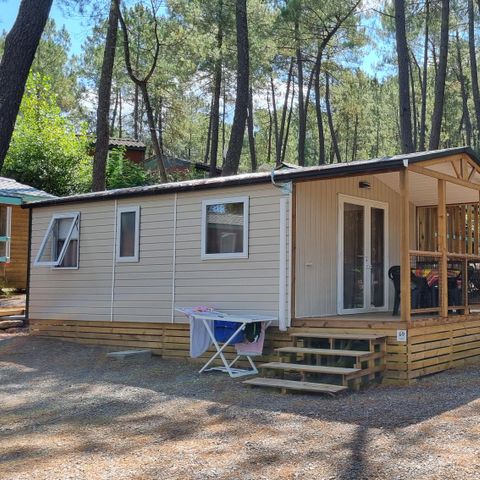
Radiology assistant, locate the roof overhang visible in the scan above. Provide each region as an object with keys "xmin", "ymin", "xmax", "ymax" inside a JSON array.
[
  {"xmin": 0, "ymin": 195, "xmax": 23, "ymax": 205},
  {"xmin": 24, "ymin": 147, "xmax": 480, "ymax": 209}
]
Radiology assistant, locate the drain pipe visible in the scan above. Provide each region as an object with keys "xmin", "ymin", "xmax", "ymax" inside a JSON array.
[
  {"xmin": 271, "ymin": 169, "xmax": 292, "ymax": 331},
  {"xmin": 170, "ymin": 193, "xmax": 178, "ymax": 323}
]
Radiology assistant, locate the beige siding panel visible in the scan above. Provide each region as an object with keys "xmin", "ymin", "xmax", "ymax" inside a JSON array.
[
  {"xmin": 173, "ymin": 184, "xmax": 286, "ymax": 323},
  {"xmin": 29, "ymin": 201, "xmax": 116, "ymax": 321},
  {"xmin": 29, "ymin": 184, "xmax": 290, "ymax": 325},
  {"xmin": 295, "ymin": 175, "xmax": 415, "ymax": 318},
  {"xmin": 110, "ymin": 195, "xmax": 175, "ymax": 323}
]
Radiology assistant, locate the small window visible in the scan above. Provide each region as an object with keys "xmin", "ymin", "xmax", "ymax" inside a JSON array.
[
  {"xmin": 116, "ymin": 206, "xmax": 140, "ymax": 262},
  {"xmin": 0, "ymin": 206, "xmax": 12, "ymax": 263},
  {"xmin": 34, "ymin": 212, "xmax": 80, "ymax": 268},
  {"xmin": 201, "ymin": 197, "xmax": 249, "ymax": 259}
]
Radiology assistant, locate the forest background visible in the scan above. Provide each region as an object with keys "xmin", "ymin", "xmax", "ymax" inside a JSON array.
[{"xmin": 0, "ymin": 0, "xmax": 474, "ymax": 195}]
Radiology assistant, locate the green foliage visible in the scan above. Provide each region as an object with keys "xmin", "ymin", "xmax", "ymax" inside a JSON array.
[
  {"xmin": 2, "ymin": 74, "xmax": 90, "ymax": 196},
  {"xmin": 105, "ymin": 148, "xmax": 155, "ymax": 189},
  {"xmin": 7, "ymin": 0, "xmax": 477, "ymax": 186},
  {"xmin": 2, "ymin": 74, "xmax": 154, "ymax": 196}
]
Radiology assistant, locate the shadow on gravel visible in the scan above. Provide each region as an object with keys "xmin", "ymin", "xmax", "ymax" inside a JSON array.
[
  {"xmin": 1, "ymin": 336, "xmax": 479, "ymax": 478},
  {"xmin": 1, "ymin": 336, "xmax": 479, "ymax": 432}
]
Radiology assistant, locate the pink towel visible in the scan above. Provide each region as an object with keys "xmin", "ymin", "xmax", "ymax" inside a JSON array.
[{"xmin": 234, "ymin": 322, "xmax": 266, "ymax": 356}]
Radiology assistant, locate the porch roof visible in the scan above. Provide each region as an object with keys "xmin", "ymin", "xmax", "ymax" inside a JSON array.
[{"xmin": 24, "ymin": 146, "xmax": 478, "ymax": 208}]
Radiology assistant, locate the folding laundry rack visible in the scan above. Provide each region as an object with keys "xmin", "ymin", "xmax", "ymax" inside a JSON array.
[{"xmin": 176, "ymin": 307, "xmax": 276, "ymax": 378}]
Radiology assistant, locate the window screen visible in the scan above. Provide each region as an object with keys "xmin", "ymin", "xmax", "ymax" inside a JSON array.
[{"xmin": 202, "ymin": 198, "xmax": 248, "ymax": 258}]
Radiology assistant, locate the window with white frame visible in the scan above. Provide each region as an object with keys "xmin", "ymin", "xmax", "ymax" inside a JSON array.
[
  {"xmin": 201, "ymin": 197, "xmax": 249, "ymax": 259},
  {"xmin": 116, "ymin": 206, "xmax": 140, "ymax": 262},
  {"xmin": 0, "ymin": 206, "xmax": 12, "ymax": 263},
  {"xmin": 34, "ymin": 212, "xmax": 80, "ymax": 268}
]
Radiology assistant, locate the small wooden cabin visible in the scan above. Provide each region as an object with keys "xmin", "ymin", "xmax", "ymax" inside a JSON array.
[
  {"xmin": 26, "ymin": 147, "xmax": 480, "ymax": 389},
  {"xmin": 0, "ymin": 177, "xmax": 53, "ymax": 290}
]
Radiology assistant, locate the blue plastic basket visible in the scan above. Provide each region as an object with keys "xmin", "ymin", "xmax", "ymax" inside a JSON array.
[{"xmin": 214, "ymin": 320, "xmax": 244, "ymax": 343}]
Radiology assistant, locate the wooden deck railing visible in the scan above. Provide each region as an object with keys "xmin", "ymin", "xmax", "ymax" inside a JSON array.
[{"xmin": 407, "ymin": 250, "xmax": 480, "ymax": 321}]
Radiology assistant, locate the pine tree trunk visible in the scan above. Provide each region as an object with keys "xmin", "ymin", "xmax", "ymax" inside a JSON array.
[
  {"xmin": 296, "ymin": 20, "xmax": 306, "ymax": 167},
  {"xmin": 429, "ymin": 0, "xmax": 449, "ymax": 150},
  {"xmin": 247, "ymin": 87, "xmax": 257, "ymax": 171},
  {"xmin": 352, "ymin": 114, "xmax": 359, "ymax": 162},
  {"xmin": 204, "ymin": 98, "xmax": 213, "ymax": 165},
  {"xmin": 314, "ymin": 58, "xmax": 325, "ymax": 165},
  {"xmin": 468, "ymin": 0, "xmax": 480, "ymax": 143},
  {"xmin": 222, "ymin": 0, "xmax": 249, "ymax": 176},
  {"xmin": 141, "ymin": 83, "xmax": 167, "ymax": 181},
  {"xmin": 157, "ymin": 96, "xmax": 164, "ymax": 156},
  {"xmin": 118, "ymin": 89, "xmax": 123, "ymax": 137},
  {"xmin": 419, "ymin": 0, "xmax": 429, "ymax": 151},
  {"xmin": 282, "ymin": 82, "xmax": 295, "ymax": 164},
  {"xmin": 0, "ymin": 0, "xmax": 53, "ymax": 167},
  {"xmin": 278, "ymin": 59, "xmax": 294, "ymax": 166},
  {"xmin": 456, "ymin": 30, "xmax": 473, "ymax": 146},
  {"xmin": 325, "ymin": 71, "xmax": 341, "ymax": 162},
  {"xmin": 222, "ymin": 77, "xmax": 226, "ymax": 159},
  {"xmin": 270, "ymin": 76, "xmax": 280, "ymax": 163},
  {"xmin": 93, "ymin": 0, "xmax": 119, "ymax": 191},
  {"xmin": 116, "ymin": 0, "xmax": 167, "ymax": 182},
  {"xmin": 409, "ymin": 53, "xmax": 418, "ymax": 150},
  {"xmin": 267, "ymin": 94, "xmax": 273, "ymax": 164},
  {"xmin": 110, "ymin": 87, "xmax": 119, "ymax": 136},
  {"xmin": 210, "ymin": 0, "xmax": 223, "ymax": 177},
  {"xmin": 394, "ymin": 0, "xmax": 414, "ymax": 153},
  {"xmin": 133, "ymin": 85, "xmax": 139, "ymax": 139}
]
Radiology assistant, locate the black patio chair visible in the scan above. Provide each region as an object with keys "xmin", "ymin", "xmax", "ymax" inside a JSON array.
[
  {"xmin": 468, "ymin": 266, "xmax": 480, "ymax": 304},
  {"xmin": 388, "ymin": 265, "xmax": 431, "ymax": 316}
]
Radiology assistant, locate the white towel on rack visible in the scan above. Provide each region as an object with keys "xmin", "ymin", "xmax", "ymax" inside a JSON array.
[{"xmin": 189, "ymin": 316, "xmax": 213, "ymax": 358}]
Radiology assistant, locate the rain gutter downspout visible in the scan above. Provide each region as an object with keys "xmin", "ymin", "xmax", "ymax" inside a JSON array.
[{"xmin": 271, "ymin": 169, "xmax": 292, "ymax": 331}]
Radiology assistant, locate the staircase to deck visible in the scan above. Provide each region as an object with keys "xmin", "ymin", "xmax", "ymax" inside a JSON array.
[{"xmin": 244, "ymin": 331, "xmax": 387, "ymax": 395}]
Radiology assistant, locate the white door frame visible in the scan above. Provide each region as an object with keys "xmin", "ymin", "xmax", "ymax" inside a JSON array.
[{"xmin": 337, "ymin": 194, "xmax": 389, "ymax": 314}]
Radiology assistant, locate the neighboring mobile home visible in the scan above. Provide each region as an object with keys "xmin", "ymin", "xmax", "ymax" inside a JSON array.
[
  {"xmin": 26, "ymin": 147, "xmax": 480, "ymax": 387},
  {"xmin": 0, "ymin": 177, "xmax": 53, "ymax": 290}
]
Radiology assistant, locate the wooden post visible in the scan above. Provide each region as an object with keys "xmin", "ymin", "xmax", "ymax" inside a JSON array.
[
  {"xmin": 438, "ymin": 179, "xmax": 448, "ymax": 318},
  {"xmin": 400, "ymin": 169, "xmax": 411, "ymax": 324}
]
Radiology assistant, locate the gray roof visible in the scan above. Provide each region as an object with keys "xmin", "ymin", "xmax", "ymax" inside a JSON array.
[
  {"xmin": 144, "ymin": 154, "xmax": 222, "ymax": 174},
  {"xmin": 24, "ymin": 147, "xmax": 478, "ymax": 209},
  {"xmin": 0, "ymin": 177, "xmax": 54, "ymax": 202},
  {"xmin": 108, "ymin": 138, "xmax": 146, "ymax": 150}
]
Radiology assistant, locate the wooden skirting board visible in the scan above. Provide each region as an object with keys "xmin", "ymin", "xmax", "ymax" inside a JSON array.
[
  {"xmin": 0, "ymin": 307, "xmax": 25, "ymax": 317},
  {"xmin": 29, "ymin": 316, "xmax": 480, "ymax": 386}
]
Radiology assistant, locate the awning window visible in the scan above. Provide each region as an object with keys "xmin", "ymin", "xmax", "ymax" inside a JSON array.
[{"xmin": 34, "ymin": 213, "xmax": 80, "ymax": 268}]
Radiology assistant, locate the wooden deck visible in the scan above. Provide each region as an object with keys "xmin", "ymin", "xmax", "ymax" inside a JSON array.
[
  {"xmin": 293, "ymin": 312, "xmax": 408, "ymax": 329},
  {"xmin": 30, "ymin": 312, "xmax": 480, "ymax": 387}
]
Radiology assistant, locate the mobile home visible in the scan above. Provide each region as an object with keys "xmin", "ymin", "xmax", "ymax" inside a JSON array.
[{"xmin": 27, "ymin": 147, "xmax": 480, "ymax": 389}]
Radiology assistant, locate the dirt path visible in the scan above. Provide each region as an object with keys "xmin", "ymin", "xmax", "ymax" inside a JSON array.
[{"xmin": 0, "ymin": 335, "xmax": 479, "ymax": 480}]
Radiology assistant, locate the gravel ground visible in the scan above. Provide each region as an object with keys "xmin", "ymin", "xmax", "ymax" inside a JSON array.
[
  {"xmin": 0, "ymin": 294, "xmax": 26, "ymax": 309},
  {"xmin": 0, "ymin": 335, "xmax": 479, "ymax": 480}
]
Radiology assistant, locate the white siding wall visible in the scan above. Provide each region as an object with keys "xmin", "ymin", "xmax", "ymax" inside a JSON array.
[
  {"xmin": 295, "ymin": 175, "xmax": 416, "ymax": 318},
  {"xmin": 29, "ymin": 184, "xmax": 290, "ymax": 324}
]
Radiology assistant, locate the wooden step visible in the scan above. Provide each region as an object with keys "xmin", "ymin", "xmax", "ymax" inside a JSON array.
[
  {"xmin": 243, "ymin": 377, "xmax": 347, "ymax": 394},
  {"xmin": 276, "ymin": 346, "xmax": 371, "ymax": 357},
  {"xmin": 290, "ymin": 332, "xmax": 386, "ymax": 341},
  {"xmin": 260, "ymin": 362, "xmax": 360, "ymax": 375}
]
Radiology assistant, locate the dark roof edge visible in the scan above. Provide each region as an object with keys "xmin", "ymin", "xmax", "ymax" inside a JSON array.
[{"xmin": 24, "ymin": 146, "xmax": 477, "ymax": 209}]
